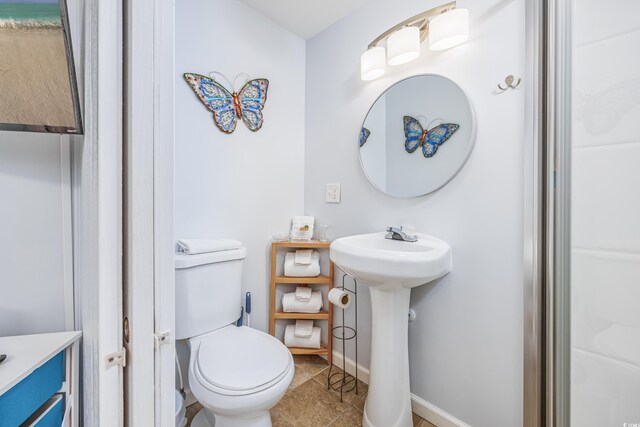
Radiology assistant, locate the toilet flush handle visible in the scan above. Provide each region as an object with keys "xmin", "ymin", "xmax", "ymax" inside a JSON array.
[{"xmin": 245, "ymin": 292, "xmax": 252, "ymax": 327}]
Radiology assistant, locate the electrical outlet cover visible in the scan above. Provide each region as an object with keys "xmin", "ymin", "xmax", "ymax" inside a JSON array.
[{"xmin": 325, "ymin": 183, "xmax": 341, "ymax": 203}]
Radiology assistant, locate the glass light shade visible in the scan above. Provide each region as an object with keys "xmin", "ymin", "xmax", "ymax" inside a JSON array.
[
  {"xmin": 387, "ymin": 26, "xmax": 420, "ymax": 66},
  {"xmin": 360, "ymin": 46, "xmax": 386, "ymax": 81},
  {"xmin": 429, "ymin": 8, "xmax": 469, "ymax": 51}
]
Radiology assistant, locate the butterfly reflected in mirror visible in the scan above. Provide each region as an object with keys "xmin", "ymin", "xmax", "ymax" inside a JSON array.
[
  {"xmin": 403, "ymin": 116, "xmax": 460, "ymax": 158},
  {"xmin": 359, "ymin": 127, "xmax": 371, "ymax": 147},
  {"xmin": 184, "ymin": 72, "xmax": 269, "ymax": 134}
]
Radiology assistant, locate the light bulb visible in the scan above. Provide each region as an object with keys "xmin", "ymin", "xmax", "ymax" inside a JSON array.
[
  {"xmin": 429, "ymin": 8, "xmax": 469, "ymax": 51},
  {"xmin": 360, "ymin": 46, "xmax": 386, "ymax": 81},
  {"xmin": 387, "ymin": 26, "xmax": 420, "ymax": 66}
]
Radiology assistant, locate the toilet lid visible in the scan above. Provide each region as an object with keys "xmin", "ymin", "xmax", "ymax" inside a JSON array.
[{"xmin": 196, "ymin": 326, "xmax": 291, "ymax": 392}]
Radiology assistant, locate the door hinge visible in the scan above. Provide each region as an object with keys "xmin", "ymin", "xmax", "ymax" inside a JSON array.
[
  {"xmin": 154, "ymin": 330, "xmax": 171, "ymax": 350},
  {"xmin": 106, "ymin": 348, "xmax": 127, "ymax": 368}
]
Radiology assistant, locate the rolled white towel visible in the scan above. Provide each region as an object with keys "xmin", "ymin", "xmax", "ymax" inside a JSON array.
[
  {"xmin": 282, "ymin": 291, "xmax": 323, "ymax": 313},
  {"xmin": 284, "ymin": 252, "xmax": 320, "ymax": 277},
  {"xmin": 294, "ymin": 320, "xmax": 314, "ymax": 338},
  {"xmin": 285, "ymin": 324, "xmax": 321, "ymax": 349},
  {"xmin": 177, "ymin": 239, "xmax": 241, "ymax": 255},
  {"xmin": 295, "ymin": 286, "xmax": 312, "ymax": 302},
  {"xmin": 294, "ymin": 249, "xmax": 313, "ymax": 265}
]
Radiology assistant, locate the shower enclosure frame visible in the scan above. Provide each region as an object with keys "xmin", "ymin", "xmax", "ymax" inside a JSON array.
[{"xmin": 524, "ymin": 0, "xmax": 572, "ymax": 426}]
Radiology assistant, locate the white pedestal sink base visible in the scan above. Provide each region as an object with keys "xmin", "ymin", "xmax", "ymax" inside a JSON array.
[
  {"xmin": 363, "ymin": 286, "xmax": 412, "ymax": 427},
  {"xmin": 329, "ymin": 232, "xmax": 452, "ymax": 427}
]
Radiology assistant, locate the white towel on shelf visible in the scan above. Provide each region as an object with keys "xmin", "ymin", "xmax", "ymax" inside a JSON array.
[
  {"xmin": 285, "ymin": 324, "xmax": 321, "ymax": 349},
  {"xmin": 284, "ymin": 252, "xmax": 320, "ymax": 277},
  {"xmin": 177, "ymin": 239, "xmax": 241, "ymax": 255},
  {"xmin": 294, "ymin": 320, "xmax": 314, "ymax": 338},
  {"xmin": 294, "ymin": 249, "xmax": 313, "ymax": 265},
  {"xmin": 295, "ymin": 286, "xmax": 312, "ymax": 301},
  {"xmin": 282, "ymin": 291, "xmax": 323, "ymax": 313},
  {"xmin": 292, "ymin": 216, "xmax": 314, "ymax": 225}
]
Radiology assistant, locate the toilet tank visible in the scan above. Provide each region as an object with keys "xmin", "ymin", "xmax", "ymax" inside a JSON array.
[{"xmin": 174, "ymin": 247, "xmax": 247, "ymax": 339}]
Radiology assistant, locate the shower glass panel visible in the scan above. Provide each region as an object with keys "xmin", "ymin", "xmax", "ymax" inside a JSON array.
[{"xmin": 570, "ymin": 1, "xmax": 640, "ymax": 425}]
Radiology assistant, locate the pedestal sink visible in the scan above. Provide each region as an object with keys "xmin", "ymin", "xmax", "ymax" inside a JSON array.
[{"xmin": 330, "ymin": 232, "xmax": 451, "ymax": 427}]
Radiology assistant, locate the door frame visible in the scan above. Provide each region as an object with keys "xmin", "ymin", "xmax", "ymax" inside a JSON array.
[
  {"xmin": 523, "ymin": 1, "xmax": 544, "ymax": 426},
  {"xmin": 524, "ymin": 0, "xmax": 572, "ymax": 426},
  {"xmin": 71, "ymin": 0, "xmax": 175, "ymax": 423},
  {"xmin": 71, "ymin": 0, "xmax": 125, "ymax": 424},
  {"xmin": 151, "ymin": 0, "xmax": 176, "ymax": 423},
  {"xmin": 123, "ymin": 0, "xmax": 175, "ymax": 425}
]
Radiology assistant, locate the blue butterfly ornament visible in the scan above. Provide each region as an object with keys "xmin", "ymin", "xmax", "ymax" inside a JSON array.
[
  {"xmin": 184, "ymin": 72, "xmax": 269, "ymax": 134},
  {"xmin": 403, "ymin": 116, "xmax": 460, "ymax": 158},
  {"xmin": 359, "ymin": 127, "xmax": 371, "ymax": 147}
]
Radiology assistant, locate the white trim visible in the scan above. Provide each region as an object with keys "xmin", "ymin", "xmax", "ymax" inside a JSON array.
[
  {"xmin": 96, "ymin": 0, "xmax": 124, "ymax": 420},
  {"xmin": 410, "ymin": 394, "xmax": 472, "ymax": 427},
  {"xmin": 123, "ymin": 0, "xmax": 156, "ymax": 423},
  {"xmin": 331, "ymin": 350, "xmax": 370, "ymax": 384},
  {"xmin": 152, "ymin": 0, "xmax": 176, "ymax": 425},
  {"xmin": 332, "ymin": 351, "xmax": 471, "ymax": 427},
  {"xmin": 60, "ymin": 135, "xmax": 74, "ymax": 332},
  {"xmin": 71, "ymin": 0, "xmax": 124, "ymax": 424},
  {"xmin": 59, "ymin": 135, "xmax": 78, "ymax": 427},
  {"xmin": 64, "ymin": 4, "xmax": 82, "ymax": 425},
  {"xmin": 123, "ymin": 0, "xmax": 175, "ymax": 424}
]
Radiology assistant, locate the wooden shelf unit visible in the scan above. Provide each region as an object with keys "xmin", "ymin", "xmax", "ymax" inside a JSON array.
[
  {"xmin": 273, "ymin": 275, "xmax": 331, "ymax": 284},
  {"xmin": 274, "ymin": 310, "xmax": 329, "ymax": 320},
  {"xmin": 285, "ymin": 346, "xmax": 329, "ymax": 356},
  {"xmin": 270, "ymin": 240, "xmax": 333, "ymax": 364}
]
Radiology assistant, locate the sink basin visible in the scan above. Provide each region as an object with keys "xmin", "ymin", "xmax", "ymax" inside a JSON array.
[
  {"xmin": 330, "ymin": 232, "xmax": 451, "ymax": 427},
  {"xmin": 330, "ymin": 232, "xmax": 451, "ymax": 289}
]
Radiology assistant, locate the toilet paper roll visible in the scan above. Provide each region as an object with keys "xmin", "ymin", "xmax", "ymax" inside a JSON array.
[{"xmin": 328, "ymin": 288, "xmax": 351, "ymax": 309}]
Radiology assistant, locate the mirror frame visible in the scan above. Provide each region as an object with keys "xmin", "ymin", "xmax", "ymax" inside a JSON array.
[{"xmin": 358, "ymin": 73, "xmax": 477, "ymax": 198}]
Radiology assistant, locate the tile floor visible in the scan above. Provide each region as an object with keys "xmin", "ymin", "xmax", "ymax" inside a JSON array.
[{"xmin": 185, "ymin": 355, "xmax": 437, "ymax": 427}]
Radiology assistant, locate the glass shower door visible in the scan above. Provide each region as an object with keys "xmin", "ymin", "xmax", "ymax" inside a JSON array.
[{"xmin": 570, "ymin": 1, "xmax": 640, "ymax": 425}]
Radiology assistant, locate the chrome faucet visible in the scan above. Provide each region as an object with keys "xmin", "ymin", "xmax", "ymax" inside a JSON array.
[{"xmin": 385, "ymin": 226, "xmax": 418, "ymax": 242}]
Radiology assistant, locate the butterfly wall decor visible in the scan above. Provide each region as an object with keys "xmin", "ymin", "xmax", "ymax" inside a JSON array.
[
  {"xmin": 184, "ymin": 72, "xmax": 269, "ymax": 134},
  {"xmin": 403, "ymin": 116, "xmax": 460, "ymax": 158},
  {"xmin": 359, "ymin": 127, "xmax": 371, "ymax": 147}
]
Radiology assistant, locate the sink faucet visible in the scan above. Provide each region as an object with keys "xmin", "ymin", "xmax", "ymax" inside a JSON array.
[{"xmin": 385, "ymin": 226, "xmax": 418, "ymax": 242}]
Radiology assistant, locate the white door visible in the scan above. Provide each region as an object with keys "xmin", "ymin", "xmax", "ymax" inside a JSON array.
[
  {"xmin": 70, "ymin": 0, "xmax": 126, "ymax": 424},
  {"xmin": 123, "ymin": 0, "xmax": 175, "ymax": 425}
]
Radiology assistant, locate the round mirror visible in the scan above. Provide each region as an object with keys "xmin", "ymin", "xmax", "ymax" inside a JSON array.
[{"xmin": 359, "ymin": 74, "xmax": 476, "ymax": 197}]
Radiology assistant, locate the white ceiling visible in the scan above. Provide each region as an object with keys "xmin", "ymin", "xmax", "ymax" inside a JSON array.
[{"xmin": 237, "ymin": 0, "xmax": 370, "ymax": 40}]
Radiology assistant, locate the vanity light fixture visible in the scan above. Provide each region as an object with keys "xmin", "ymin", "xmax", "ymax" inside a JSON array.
[{"xmin": 360, "ymin": 1, "xmax": 468, "ymax": 81}]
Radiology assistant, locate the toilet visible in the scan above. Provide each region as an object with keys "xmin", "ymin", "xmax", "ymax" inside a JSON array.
[{"xmin": 175, "ymin": 243, "xmax": 294, "ymax": 427}]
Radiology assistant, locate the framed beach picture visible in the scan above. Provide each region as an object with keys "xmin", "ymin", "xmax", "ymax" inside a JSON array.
[{"xmin": 0, "ymin": 0, "xmax": 82, "ymax": 134}]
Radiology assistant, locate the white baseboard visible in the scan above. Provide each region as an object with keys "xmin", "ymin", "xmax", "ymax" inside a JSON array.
[
  {"xmin": 331, "ymin": 350, "xmax": 370, "ymax": 384},
  {"xmin": 332, "ymin": 351, "xmax": 471, "ymax": 427},
  {"xmin": 410, "ymin": 394, "xmax": 471, "ymax": 427}
]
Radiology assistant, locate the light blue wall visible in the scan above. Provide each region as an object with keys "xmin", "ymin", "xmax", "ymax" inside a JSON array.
[{"xmin": 304, "ymin": 0, "xmax": 525, "ymax": 425}]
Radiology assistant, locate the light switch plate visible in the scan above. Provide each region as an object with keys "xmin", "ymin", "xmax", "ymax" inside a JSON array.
[{"xmin": 325, "ymin": 183, "xmax": 341, "ymax": 203}]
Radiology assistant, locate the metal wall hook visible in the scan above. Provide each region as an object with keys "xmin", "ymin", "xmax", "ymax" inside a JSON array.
[{"xmin": 497, "ymin": 75, "xmax": 521, "ymax": 91}]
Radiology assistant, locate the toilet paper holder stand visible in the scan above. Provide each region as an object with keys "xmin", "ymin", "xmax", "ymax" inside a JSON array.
[{"xmin": 327, "ymin": 273, "xmax": 359, "ymax": 402}]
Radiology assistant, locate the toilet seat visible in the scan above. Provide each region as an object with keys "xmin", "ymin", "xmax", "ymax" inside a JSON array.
[{"xmin": 194, "ymin": 326, "xmax": 292, "ymax": 396}]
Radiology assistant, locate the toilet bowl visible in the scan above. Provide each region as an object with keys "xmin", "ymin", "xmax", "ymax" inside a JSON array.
[
  {"xmin": 175, "ymin": 242, "xmax": 293, "ymax": 427},
  {"xmin": 188, "ymin": 326, "xmax": 294, "ymax": 427}
]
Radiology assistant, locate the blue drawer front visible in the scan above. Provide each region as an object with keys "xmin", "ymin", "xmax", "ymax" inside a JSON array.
[
  {"xmin": 33, "ymin": 396, "xmax": 64, "ymax": 427},
  {"xmin": 0, "ymin": 352, "xmax": 64, "ymax": 427}
]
